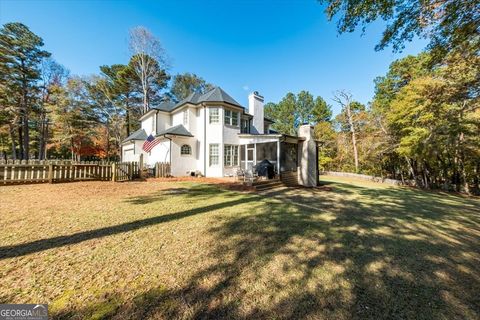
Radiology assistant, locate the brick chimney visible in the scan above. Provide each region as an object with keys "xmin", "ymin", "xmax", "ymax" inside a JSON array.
[{"xmin": 248, "ymin": 91, "xmax": 264, "ymax": 134}]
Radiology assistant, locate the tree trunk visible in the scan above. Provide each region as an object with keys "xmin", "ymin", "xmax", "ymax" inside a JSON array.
[
  {"xmin": 422, "ymin": 162, "xmax": 429, "ymax": 189},
  {"xmin": 22, "ymin": 101, "xmax": 29, "ymax": 160},
  {"xmin": 142, "ymin": 86, "xmax": 148, "ymax": 114},
  {"xmin": 125, "ymin": 107, "xmax": 130, "ymax": 137},
  {"xmin": 106, "ymin": 122, "xmax": 110, "ymax": 161},
  {"xmin": 18, "ymin": 125, "xmax": 23, "ymax": 160},
  {"xmin": 20, "ymin": 60, "xmax": 30, "ymax": 160},
  {"xmin": 405, "ymin": 157, "xmax": 421, "ymax": 187},
  {"xmin": 458, "ymin": 132, "xmax": 470, "ymax": 194},
  {"xmin": 44, "ymin": 121, "xmax": 49, "ymax": 160},
  {"xmin": 346, "ymin": 102, "xmax": 359, "ymax": 172},
  {"xmin": 71, "ymin": 138, "xmax": 75, "ymax": 161},
  {"xmin": 9, "ymin": 124, "xmax": 17, "ymax": 160},
  {"xmin": 474, "ymin": 162, "xmax": 480, "ymax": 194},
  {"xmin": 38, "ymin": 113, "xmax": 45, "ymax": 160}
]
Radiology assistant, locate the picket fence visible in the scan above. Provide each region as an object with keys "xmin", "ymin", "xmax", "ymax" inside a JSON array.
[
  {"xmin": 0, "ymin": 159, "xmax": 114, "ymax": 165},
  {"xmin": 0, "ymin": 159, "xmax": 171, "ymax": 185},
  {"xmin": 153, "ymin": 162, "xmax": 171, "ymax": 178}
]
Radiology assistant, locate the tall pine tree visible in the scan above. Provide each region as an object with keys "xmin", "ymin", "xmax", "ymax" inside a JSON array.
[{"xmin": 0, "ymin": 22, "xmax": 50, "ymax": 159}]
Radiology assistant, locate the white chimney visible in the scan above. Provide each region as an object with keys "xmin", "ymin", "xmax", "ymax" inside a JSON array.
[{"xmin": 248, "ymin": 91, "xmax": 264, "ymax": 134}]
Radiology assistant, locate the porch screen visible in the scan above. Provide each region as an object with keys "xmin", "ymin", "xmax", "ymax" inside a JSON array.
[{"xmin": 280, "ymin": 142, "xmax": 298, "ymax": 171}]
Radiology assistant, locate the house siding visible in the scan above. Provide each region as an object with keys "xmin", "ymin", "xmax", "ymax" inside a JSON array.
[
  {"xmin": 118, "ymin": 90, "xmax": 319, "ymax": 182},
  {"xmin": 205, "ymin": 106, "xmax": 223, "ymax": 177}
]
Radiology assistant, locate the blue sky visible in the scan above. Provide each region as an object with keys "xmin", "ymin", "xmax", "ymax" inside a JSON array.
[{"xmin": 0, "ymin": 0, "xmax": 426, "ymax": 114}]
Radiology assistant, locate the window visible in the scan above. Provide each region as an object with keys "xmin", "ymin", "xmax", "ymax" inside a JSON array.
[
  {"xmin": 209, "ymin": 108, "xmax": 219, "ymax": 123},
  {"xmin": 224, "ymin": 109, "xmax": 239, "ymax": 126},
  {"xmin": 181, "ymin": 144, "xmax": 191, "ymax": 155},
  {"xmin": 183, "ymin": 110, "xmax": 188, "ymax": 125},
  {"xmin": 224, "ymin": 145, "xmax": 239, "ymax": 166},
  {"xmin": 209, "ymin": 144, "xmax": 219, "ymax": 166},
  {"xmin": 123, "ymin": 149, "xmax": 133, "ymax": 159},
  {"xmin": 232, "ymin": 112, "xmax": 238, "ymax": 126},
  {"xmin": 241, "ymin": 119, "xmax": 250, "ymax": 133},
  {"xmin": 225, "ymin": 110, "xmax": 231, "ymax": 125}
]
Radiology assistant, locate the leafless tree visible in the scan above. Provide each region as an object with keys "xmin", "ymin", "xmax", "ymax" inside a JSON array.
[
  {"xmin": 129, "ymin": 26, "xmax": 168, "ymax": 114},
  {"xmin": 333, "ymin": 90, "xmax": 359, "ymax": 172},
  {"xmin": 38, "ymin": 58, "xmax": 69, "ymax": 159}
]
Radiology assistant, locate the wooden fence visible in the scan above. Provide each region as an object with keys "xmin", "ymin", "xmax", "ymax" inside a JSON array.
[
  {"xmin": 153, "ymin": 162, "xmax": 171, "ymax": 178},
  {"xmin": 0, "ymin": 159, "xmax": 114, "ymax": 165},
  {"xmin": 112, "ymin": 162, "xmax": 140, "ymax": 182},
  {"xmin": 320, "ymin": 171, "xmax": 410, "ymax": 186},
  {"xmin": 1, "ymin": 161, "xmax": 140, "ymax": 185},
  {"xmin": 0, "ymin": 155, "xmax": 174, "ymax": 185}
]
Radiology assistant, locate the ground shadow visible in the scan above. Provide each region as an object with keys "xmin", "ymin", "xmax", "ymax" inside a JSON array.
[
  {"xmin": 48, "ymin": 180, "xmax": 480, "ymax": 319},
  {"xmin": 0, "ymin": 185, "xmax": 256, "ymax": 259}
]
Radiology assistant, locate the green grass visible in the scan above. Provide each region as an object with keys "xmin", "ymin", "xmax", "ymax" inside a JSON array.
[{"xmin": 0, "ymin": 176, "xmax": 479, "ymax": 319}]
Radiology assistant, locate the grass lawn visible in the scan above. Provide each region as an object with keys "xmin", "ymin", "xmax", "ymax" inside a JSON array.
[{"xmin": 0, "ymin": 176, "xmax": 479, "ymax": 319}]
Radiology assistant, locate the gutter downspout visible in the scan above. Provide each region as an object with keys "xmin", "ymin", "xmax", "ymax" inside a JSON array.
[
  {"xmin": 157, "ymin": 134, "xmax": 172, "ymax": 164},
  {"xmin": 203, "ymin": 103, "xmax": 207, "ymax": 176},
  {"xmin": 164, "ymin": 135, "xmax": 172, "ymax": 165},
  {"xmin": 154, "ymin": 110, "xmax": 159, "ymax": 134}
]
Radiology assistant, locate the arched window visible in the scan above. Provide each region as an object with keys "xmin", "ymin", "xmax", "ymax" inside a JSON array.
[{"xmin": 181, "ymin": 144, "xmax": 192, "ymax": 155}]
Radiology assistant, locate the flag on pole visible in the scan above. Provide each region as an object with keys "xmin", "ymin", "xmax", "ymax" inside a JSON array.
[{"xmin": 142, "ymin": 134, "xmax": 161, "ymax": 152}]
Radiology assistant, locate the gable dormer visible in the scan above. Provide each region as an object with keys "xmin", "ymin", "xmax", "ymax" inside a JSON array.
[{"xmin": 139, "ymin": 109, "xmax": 157, "ymax": 135}]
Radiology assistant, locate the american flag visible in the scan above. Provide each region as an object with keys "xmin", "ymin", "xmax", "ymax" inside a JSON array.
[{"xmin": 142, "ymin": 134, "xmax": 161, "ymax": 152}]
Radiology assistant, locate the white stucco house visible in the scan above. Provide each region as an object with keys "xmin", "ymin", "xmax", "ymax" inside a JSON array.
[{"xmin": 121, "ymin": 87, "xmax": 319, "ymax": 186}]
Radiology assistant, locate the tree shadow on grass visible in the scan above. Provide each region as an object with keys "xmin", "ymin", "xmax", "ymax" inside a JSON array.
[
  {"xmin": 43, "ymin": 180, "xmax": 480, "ymax": 319},
  {"xmin": 0, "ymin": 185, "xmax": 257, "ymax": 260},
  {"xmin": 125, "ymin": 183, "xmax": 242, "ymax": 205}
]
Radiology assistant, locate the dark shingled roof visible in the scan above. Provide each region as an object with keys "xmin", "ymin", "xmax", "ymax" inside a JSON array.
[
  {"xmin": 195, "ymin": 87, "xmax": 242, "ymax": 108},
  {"xmin": 151, "ymin": 100, "xmax": 177, "ymax": 112},
  {"xmin": 152, "ymin": 87, "xmax": 243, "ymax": 112},
  {"xmin": 145, "ymin": 87, "xmax": 243, "ymax": 115},
  {"xmin": 156, "ymin": 124, "xmax": 193, "ymax": 137},
  {"xmin": 122, "ymin": 128, "xmax": 147, "ymax": 143}
]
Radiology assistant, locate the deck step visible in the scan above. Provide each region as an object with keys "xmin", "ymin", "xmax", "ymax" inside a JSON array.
[{"xmin": 281, "ymin": 171, "xmax": 299, "ymax": 186}]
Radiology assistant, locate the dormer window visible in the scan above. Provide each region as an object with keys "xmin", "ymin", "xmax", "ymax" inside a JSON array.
[
  {"xmin": 225, "ymin": 109, "xmax": 239, "ymax": 126},
  {"xmin": 183, "ymin": 110, "xmax": 188, "ymax": 125}
]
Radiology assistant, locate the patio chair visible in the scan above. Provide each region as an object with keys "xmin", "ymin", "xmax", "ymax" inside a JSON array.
[
  {"xmin": 243, "ymin": 169, "xmax": 259, "ymax": 185},
  {"xmin": 235, "ymin": 169, "xmax": 245, "ymax": 181}
]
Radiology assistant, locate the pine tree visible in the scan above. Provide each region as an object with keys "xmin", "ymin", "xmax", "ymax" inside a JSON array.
[{"xmin": 0, "ymin": 22, "xmax": 50, "ymax": 159}]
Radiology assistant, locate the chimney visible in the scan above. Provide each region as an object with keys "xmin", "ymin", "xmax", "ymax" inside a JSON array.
[
  {"xmin": 298, "ymin": 124, "xmax": 318, "ymax": 187},
  {"xmin": 248, "ymin": 91, "xmax": 264, "ymax": 134}
]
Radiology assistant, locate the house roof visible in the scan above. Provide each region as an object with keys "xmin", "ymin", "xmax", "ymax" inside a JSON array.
[
  {"xmin": 144, "ymin": 87, "xmax": 244, "ymax": 116},
  {"xmin": 151, "ymin": 100, "xmax": 177, "ymax": 112},
  {"xmin": 122, "ymin": 128, "xmax": 147, "ymax": 143},
  {"xmin": 156, "ymin": 124, "xmax": 193, "ymax": 137},
  {"xmin": 173, "ymin": 87, "xmax": 243, "ymax": 110}
]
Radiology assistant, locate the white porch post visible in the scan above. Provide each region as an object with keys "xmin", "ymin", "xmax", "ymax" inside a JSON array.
[
  {"xmin": 244, "ymin": 145, "xmax": 247, "ymax": 170},
  {"xmin": 277, "ymin": 140, "xmax": 281, "ymax": 176},
  {"xmin": 254, "ymin": 143, "xmax": 257, "ymax": 168}
]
